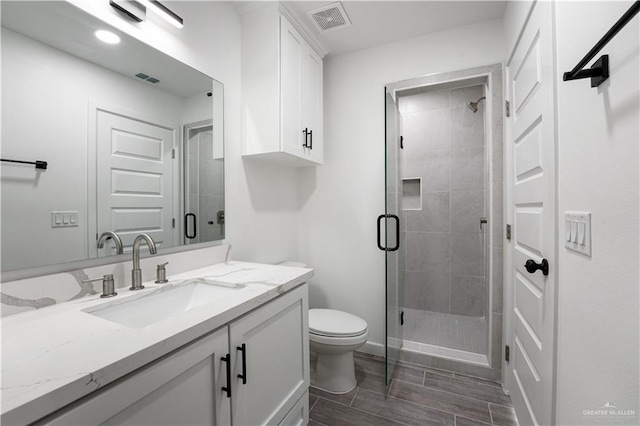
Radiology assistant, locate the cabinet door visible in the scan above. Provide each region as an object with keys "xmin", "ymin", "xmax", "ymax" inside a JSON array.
[
  {"xmin": 230, "ymin": 284, "xmax": 309, "ymax": 426},
  {"xmin": 301, "ymin": 46, "xmax": 323, "ymax": 165},
  {"xmin": 280, "ymin": 16, "xmax": 305, "ymax": 159},
  {"xmin": 42, "ymin": 328, "xmax": 231, "ymax": 426}
]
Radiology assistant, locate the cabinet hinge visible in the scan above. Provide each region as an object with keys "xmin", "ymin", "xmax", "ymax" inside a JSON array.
[
  {"xmin": 172, "ymin": 148, "xmax": 175, "ymax": 159},
  {"xmin": 505, "ymin": 100, "xmax": 511, "ymax": 117},
  {"xmin": 506, "ymin": 224, "xmax": 512, "ymax": 241},
  {"xmin": 505, "ymin": 345, "xmax": 510, "ymax": 362}
]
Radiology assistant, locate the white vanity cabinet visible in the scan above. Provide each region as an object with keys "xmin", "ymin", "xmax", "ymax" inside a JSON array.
[
  {"xmin": 39, "ymin": 284, "xmax": 309, "ymax": 426},
  {"xmin": 241, "ymin": 3, "xmax": 323, "ymax": 166}
]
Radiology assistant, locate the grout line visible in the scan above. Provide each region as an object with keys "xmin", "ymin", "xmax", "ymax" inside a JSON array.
[
  {"xmin": 417, "ymin": 379, "xmax": 511, "ymax": 408},
  {"xmin": 348, "ymin": 387, "xmax": 359, "ymax": 407},
  {"xmin": 489, "ymin": 402, "xmax": 495, "ymax": 425},
  {"xmin": 309, "ymin": 395, "xmax": 320, "ymax": 412}
]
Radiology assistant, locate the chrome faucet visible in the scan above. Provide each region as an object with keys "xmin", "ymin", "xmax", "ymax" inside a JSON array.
[
  {"xmin": 97, "ymin": 231, "xmax": 124, "ymax": 255},
  {"xmin": 130, "ymin": 233, "xmax": 157, "ymax": 290}
]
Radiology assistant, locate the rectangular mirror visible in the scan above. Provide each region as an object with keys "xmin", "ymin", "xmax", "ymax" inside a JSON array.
[{"xmin": 1, "ymin": 1, "xmax": 224, "ymax": 274}]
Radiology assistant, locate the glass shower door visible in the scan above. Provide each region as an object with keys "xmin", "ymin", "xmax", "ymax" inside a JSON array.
[{"xmin": 383, "ymin": 88, "xmax": 405, "ymax": 384}]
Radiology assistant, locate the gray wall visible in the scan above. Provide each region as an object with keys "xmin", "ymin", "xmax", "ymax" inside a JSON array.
[{"xmin": 399, "ymin": 85, "xmax": 487, "ymax": 317}]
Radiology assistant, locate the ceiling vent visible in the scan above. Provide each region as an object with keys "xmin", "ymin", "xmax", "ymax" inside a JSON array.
[{"xmin": 306, "ymin": 2, "xmax": 352, "ymax": 33}]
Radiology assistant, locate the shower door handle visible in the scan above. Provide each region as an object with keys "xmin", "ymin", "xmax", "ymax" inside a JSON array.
[
  {"xmin": 377, "ymin": 214, "xmax": 400, "ymax": 252},
  {"xmin": 185, "ymin": 213, "xmax": 197, "ymax": 239}
]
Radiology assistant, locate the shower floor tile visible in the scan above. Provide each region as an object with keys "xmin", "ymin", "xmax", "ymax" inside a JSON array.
[{"xmin": 403, "ymin": 308, "xmax": 487, "ymax": 354}]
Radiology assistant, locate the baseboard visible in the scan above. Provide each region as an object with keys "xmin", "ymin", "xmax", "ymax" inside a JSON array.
[{"xmin": 359, "ymin": 341, "xmax": 385, "ymax": 357}]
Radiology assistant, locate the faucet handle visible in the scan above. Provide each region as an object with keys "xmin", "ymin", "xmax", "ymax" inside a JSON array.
[
  {"xmin": 83, "ymin": 274, "xmax": 117, "ymax": 298},
  {"xmin": 155, "ymin": 262, "xmax": 169, "ymax": 284}
]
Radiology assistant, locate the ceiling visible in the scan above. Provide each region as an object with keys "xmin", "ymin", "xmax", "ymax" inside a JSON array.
[{"xmin": 286, "ymin": 1, "xmax": 507, "ymax": 57}]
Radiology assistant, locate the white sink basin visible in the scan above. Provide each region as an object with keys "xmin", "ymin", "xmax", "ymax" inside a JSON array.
[{"xmin": 83, "ymin": 278, "xmax": 245, "ymax": 328}]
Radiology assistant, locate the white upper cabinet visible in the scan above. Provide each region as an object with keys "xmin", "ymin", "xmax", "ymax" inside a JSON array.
[{"xmin": 241, "ymin": 3, "xmax": 324, "ymax": 167}]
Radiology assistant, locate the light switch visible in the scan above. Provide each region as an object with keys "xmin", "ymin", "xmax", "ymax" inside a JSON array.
[
  {"xmin": 578, "ymin": 221, "xmax": 586, "ymax": 245},
  {"xmin": 51, "ymin": 211, "xmax": 79, "ymax": 228},
  {"xmin": 564, "ymin": 211, "xmax": 591, "ymax": 256}
]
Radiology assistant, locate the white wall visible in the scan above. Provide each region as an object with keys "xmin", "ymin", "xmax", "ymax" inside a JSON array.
[
  {"xmin": 298, "ymin": 18, "xmax": 505, "ymax": 352},
  {"xmin": 554, "ymin": 1, "xmax": 639, "ymax": 423}
]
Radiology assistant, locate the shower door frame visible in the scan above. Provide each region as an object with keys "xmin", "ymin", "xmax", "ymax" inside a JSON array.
[
  {"xmin": 386, "ymin": 63, "xmax": 504, "ymax": 371},
  {"xmin": 382, "ymin": 87, "xmax": 404, "ymax": 385}
]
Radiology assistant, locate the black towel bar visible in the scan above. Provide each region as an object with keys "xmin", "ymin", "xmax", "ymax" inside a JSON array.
[
  {"xmin": 563, "ymin": 1, "xmax": 640, "ymax": 88},
  {"xmin": 1, "ymin": 158, "xmax": 48, "ymax": 170}
]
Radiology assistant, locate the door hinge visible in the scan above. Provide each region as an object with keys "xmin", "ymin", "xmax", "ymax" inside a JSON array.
[
  {"xmin": 506, "ymin": 224, "xmax": 512, "ymax": 241},
  {"xmin": 172, "ymin": 218, "xmax": 175, "ymax": 228},
  {"xmin": 172, "ymin": 148, "xmax": 175, "ymax": 159},
  {"xmin": 505, "ymin": 345, "xmax": 510, "ymax": 362},
  {"xmin": 505, "ymin": 100, "xmax": 511, "ymax": 117}
]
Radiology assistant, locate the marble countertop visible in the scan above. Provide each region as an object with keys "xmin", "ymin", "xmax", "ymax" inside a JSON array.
[{"xmin": 1, "ymin": 261, "xmax": 313, "ymax": 425}]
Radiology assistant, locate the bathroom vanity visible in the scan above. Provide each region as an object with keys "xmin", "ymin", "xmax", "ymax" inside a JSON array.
[{"xmin": 1, "ymin": 262, "xmax": 312, "ymax": 425}]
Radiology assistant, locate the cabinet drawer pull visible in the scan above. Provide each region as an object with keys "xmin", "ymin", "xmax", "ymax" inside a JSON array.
[
  {"xmin": 221, "ymin": 353, "xmax": 231, "ymax": 398},
  {"xmin": 237, "ymin": 343, "xmax": 247, "ymax": 384},
  {"xmin": 308, "ymin": 129, "xmax": 313, "ymax": 150}
]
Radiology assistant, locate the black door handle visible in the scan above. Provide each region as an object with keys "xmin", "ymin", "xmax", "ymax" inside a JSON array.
[
  {"xmin": 221, "ymin": 353, "xmax": 231, "ymax": 398},
  {"xmin": 237, "ymin": 343, "xmax": 247, "ymax": 384},
  {"xmin": 377, "ymin": 214, "xmax": 385, "ymax": 251},
  {"xmin": 308, "ymin": 129, "xmax": 313, "ymax": 150},
  {"xmin": 185, "ymin": 213, "xmax": 196, "ymax": 239},
  {"xmin": 524, "ymin": 259, "xmax": 549, "ymax": 276},
  {"xmin": 377, "ymin": 214, "xmax": 400, "ymax": 252}
]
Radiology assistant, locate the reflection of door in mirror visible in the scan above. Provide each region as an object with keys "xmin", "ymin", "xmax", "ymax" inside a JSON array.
[
  {"xmin": 184, "ymin": 120, "xmax": 225, "ymax": 244},
  {"xmin": 95, "ymin": 109, "xmax": 176, "ymax": 256}
]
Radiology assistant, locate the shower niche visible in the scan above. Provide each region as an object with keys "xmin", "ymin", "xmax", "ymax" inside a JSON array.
[{"xmin": 402, "ymin": 178, "xmax": 422, "ymax": 210}]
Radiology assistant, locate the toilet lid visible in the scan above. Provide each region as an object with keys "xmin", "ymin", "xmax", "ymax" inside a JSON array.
[{"xmin": 309, "ymin": 309, "xmax": 368, "ymax": 337}]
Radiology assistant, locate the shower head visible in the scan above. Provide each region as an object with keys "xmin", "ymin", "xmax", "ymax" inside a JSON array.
[{"xmin": 466, "ymin": 96, "xmax": 486, "ymax": 113}]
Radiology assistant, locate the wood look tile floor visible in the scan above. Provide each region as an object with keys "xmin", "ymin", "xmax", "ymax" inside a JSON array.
[{"xmin": 309, "ymin": 353, "xmax": 519, "ymax": 426}]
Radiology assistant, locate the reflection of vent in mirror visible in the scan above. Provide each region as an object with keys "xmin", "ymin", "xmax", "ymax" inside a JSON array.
[
  {"xmin": 135, "ymin": 72, "xmax": 160, "ymax": 84},
  {"xmin": 307, "ymin": 2, "xmax": 352, "ymax": 32},
  {"xmin": 402, "ymin": 178, "xmax": 422, "ymax": 210}
]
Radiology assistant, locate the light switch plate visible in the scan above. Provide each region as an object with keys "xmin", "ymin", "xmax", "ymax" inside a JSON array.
[
  {"xmin": 51, "ymin": 211, "xmax": 79, "ymax": 228},
  {"xmin": 564, "ymin": 211, "xmax": 591, "ymax": 256}
]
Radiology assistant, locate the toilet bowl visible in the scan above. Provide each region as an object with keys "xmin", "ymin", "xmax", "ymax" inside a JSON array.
[{"xmin": 309, "ymin": 308, "xmax": 368, "ymax": 394}]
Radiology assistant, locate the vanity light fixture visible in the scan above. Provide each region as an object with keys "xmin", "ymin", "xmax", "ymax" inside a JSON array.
[
  {"xmin": 95, "ymin": 30, "xmax": 121, "ymax": 44},
  {"xmin": 138, "ymin": 0, "xmax": 184, "ymax": 28}
]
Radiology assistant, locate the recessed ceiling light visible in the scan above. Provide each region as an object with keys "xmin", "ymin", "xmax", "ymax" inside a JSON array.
[{"xmin": 95, "ymin": 30, "xmax": 121, "ymax": 44}]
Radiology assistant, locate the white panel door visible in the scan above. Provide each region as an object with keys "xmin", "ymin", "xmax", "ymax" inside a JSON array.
[
  {"xmin": 97, "ymin": 109, "xmax": 175, "ymax": 254},
  {"xmin": 505, "ymin": 1, "xmax": 557, "ymax": 425},
  {"xmin": 43, "ymin": 327, "xmax": 231, "ymax": 425},
  {"xmin": 280, "ymin": 16, "xmax": 304, "ymax": 159},
  {"xmin": 230, "ymin": 285, "xmax": 309, "ymax": 426},
  {"xmin": 302, "ymin": 45, "xmax": 323, "ymax": 164}
]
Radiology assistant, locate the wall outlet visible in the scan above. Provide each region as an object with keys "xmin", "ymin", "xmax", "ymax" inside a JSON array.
[
  {"xmin": 564, "ymin": 211, "xmax": 591, "ymax": 257},
  {"xmin": 51, "ymin": 211, "xmax": 79, "ymax": 228}
]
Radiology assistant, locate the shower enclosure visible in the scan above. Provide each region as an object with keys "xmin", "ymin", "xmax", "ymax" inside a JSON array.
[{"xmin": 384, "ymin": 64, "xmax": 504, "ymax": 375}]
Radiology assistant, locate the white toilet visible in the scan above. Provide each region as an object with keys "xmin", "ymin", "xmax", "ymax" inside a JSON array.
[{"xmin": 309, "ymin": 308, "xmax": 369, "ymax": 394}]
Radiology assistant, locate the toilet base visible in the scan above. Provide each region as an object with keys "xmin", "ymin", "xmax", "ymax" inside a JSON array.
[{"xmin": 311, "ymin": 350, "xmax": 357, "ymax": 394}]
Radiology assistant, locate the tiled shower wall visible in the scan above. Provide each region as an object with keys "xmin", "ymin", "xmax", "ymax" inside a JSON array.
[{"xmin": 399, "ymin": 85, "xmax": 487, "ymax": 318}]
